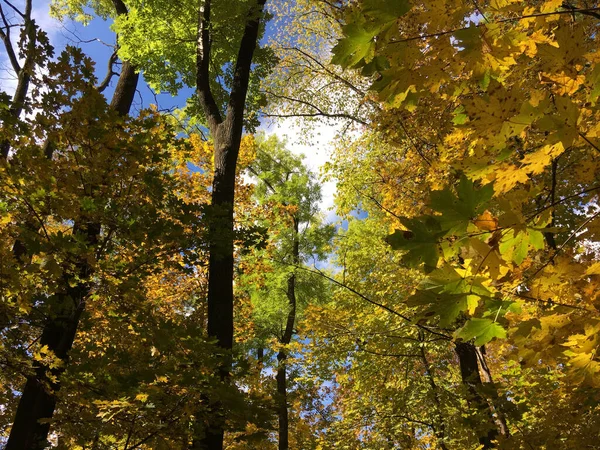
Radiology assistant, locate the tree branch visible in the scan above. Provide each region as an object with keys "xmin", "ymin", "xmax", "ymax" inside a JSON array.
[
  {"xmin": 196, "ymin": 0, "xmax": 222, "ymax": 131},
  {"xmin": 96, "ymin": 50, "xmax": 118, "ymax": 93},
  {"xmin": 0, "ymin": 4, "xmax": 21, "ymax": 73},
  {"xmin": 225, "ymin": 0, "xmax": 267, "ymax": 129}
]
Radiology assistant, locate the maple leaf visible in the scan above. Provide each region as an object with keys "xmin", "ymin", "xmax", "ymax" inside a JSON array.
[
  {"xmin": 430, "ymin": 175, "xmax": 494, "ymax": 235},
  {"xmin": 455, "ymin": 318, "xmax": 507, "ymax": 345},
  {"xmin": 387, "ymin": 216, "xmax": 444, "ymax": 272}
]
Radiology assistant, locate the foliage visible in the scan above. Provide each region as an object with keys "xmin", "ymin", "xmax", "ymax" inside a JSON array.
[{"xmin": 2, "ymin": 0, "xmax": 600, "ymax": 448}]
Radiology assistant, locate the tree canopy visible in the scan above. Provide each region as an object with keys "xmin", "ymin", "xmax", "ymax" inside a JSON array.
[{"xmin": 1, "ymin": 0, "xmax": 599, "ymax": 448}]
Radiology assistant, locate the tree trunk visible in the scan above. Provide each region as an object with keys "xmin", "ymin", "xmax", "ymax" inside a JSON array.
[
  {"xmin": 0, "ymin": 0, "xmax": 36, "ymax": 161},
  {"xmin": 276, "ymin": 216, "xmax": 299, "ymax": 450},
  {"xmin": 476, "ymin": 346, "xmax": 510, "ymax": 438},
  {"xmin": 191, "ymin": 0, "xmax": 266, "ymax": 447},
  {"xmin": 6, "ymin": 11, "xmax": 138, "ymax": 444},
  {"xmin": 6, "ymin": 222, "xmax": 98, "ymax": 450},
  {"xmin": 276, "ymin": 351, "xmax": 289, "ymax": 450},
  {"xmin": 454, "ymin": 342, "xmax": 499, "ymax": 449}
]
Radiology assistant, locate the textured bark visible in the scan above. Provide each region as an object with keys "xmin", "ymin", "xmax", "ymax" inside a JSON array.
[
  {"xmin": 191, "ymin": 0, "xmax": 267, "ymax": 448},
  {"xmin": 6, "ymin": 222, "xmax": 99, "ymax": 450},
  {"xmin": 455, "ymin": 342, "xmax": 499, "ymax": 449},
  {"xmin": 6, "ymin": 2, "xmax": 138, "ymax": 444}
]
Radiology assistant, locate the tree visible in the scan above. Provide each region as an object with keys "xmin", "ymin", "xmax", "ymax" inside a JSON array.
[
  {"xmin": 2, "ymin": 1, "xmax": 142, "ymax": 446},
  {"xmin": 51, "ymin": 0, "xmax": 275, "ymax": 447},
  {"xmin": 242, "ymin": 135, "xmax": 332, "ymax": 450},
  {"xmin": 327, "ymin": 0, "xmax": 600, "ymax": 446}
]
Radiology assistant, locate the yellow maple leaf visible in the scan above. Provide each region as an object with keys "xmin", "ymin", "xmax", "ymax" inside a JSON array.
[
  {"xmin": 492, "ymin": 163, "xmax": 530, "ymax": 194},
  {"xmin": 521, "ymin": 142, "xmax": 565, "ymax": 175}
]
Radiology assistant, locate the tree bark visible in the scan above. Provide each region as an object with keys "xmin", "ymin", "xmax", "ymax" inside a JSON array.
[
  {"xmin": 6, "ymin": 2, "xmax": 138, "ymax": 444},
  {"xmin": 6, "ymin": 222, "xmax": 99, "ymax": 450},
  {"xmin": 276, "ymin": 217, "xmax": 299, "ymax": 450},
  {"xmin": 476, "ymin": 346, "xmax": 510, "ymax": 438},
  {"xmin": 454, "ymin": 341, "xmax": 499, "ymax": 449},
  {"xmin": 190, "ymin": 0, "xmax": 267, "ymax": 448}
]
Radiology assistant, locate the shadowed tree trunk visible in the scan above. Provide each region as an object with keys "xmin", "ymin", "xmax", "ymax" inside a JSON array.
[
  {"xmin": 276, "ymin": 216, "xmax": 299, "ymax": 450},
  {"xmin": 455, "ymin": 341, "xmax": 500, "ymax": 449},
  {"xmin": 476, "ymin": 346, "xmax": 510, "ymax": 439},
  {"xmin": 190, "ymin": 0, "xmax": 267, "ymax": 448},
  {"xmin": 6, "ymin": 1, "xmax": 139, "ymax": 447}
]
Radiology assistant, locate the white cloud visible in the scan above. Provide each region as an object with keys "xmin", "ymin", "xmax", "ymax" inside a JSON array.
[{"xmin": 261, "ymin": 117, "xmax": 345, "ymax": 224}]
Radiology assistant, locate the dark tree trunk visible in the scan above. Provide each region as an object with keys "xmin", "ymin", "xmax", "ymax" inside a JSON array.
[
  {"xmin": 276, "ymin": 351, "xmax": 289, "ymax": 450},
  {"xmin": 276, "ymin": 217, "xmax": 299, "ymax": 450},
  {"xmin": 190, "ymin": 0, "xmax": 267, "ymax": 448},
  {"xmin": 6, "ymin": 3, "xmax": 138, "ymax": 444},
  {"xmin": 454, "ymin": 342, "xmax": 499, "ymax": 449},
  {"xmin": 6, "ymin": 222, "xmax": 98, "ymax": 450},
  {"xmin": 0, "ymin": 0, "xmax": 36, "ymax": 161},
  {"xmin": 476, "ymin": 346, "xmax": 510, "ymax": 438}
]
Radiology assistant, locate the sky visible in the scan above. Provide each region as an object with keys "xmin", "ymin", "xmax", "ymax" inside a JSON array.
[{"xmin": 0, "ymin": 0, "xmax": 342, "ymax": 224}]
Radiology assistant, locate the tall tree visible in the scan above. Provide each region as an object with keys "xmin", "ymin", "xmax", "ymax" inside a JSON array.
[
  {"xmin": 243, "ymin": 135, "xmax": 332, "ymax": 449},
  {"xmin": 4, "ymin": 1, "xmax": 140, "ymax": 447},
  {"xmin": 192, "ymin": 1, "xmax": 269, "ymax": 448}
]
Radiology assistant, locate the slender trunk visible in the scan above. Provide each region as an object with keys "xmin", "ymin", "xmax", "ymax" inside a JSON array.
[
  {"xmin": 6, "ymin": 23, "xmax": 138, "ymax": 446},
  {"xmin": 191, "ymin": 0, "xmax": 266, "ymax": 447},
  {"xmin": 276, "ymin": 351, "xmax": 289, "ymax": 450},
  {"xmin": 454, "ymin": 342, "xmax": 499, "ymax": 449},
  {"xmin": 544, "ymin": 158, "xmax": 559, "ymax": 250},
  {"xmin": 0, "ymin": 1, "xmax": 36, "ymax": 161},
  {"xmin": 476, "ymin": 346, "xmax": 510, "ymax": 438},
  {"xmin": 193, "ymin": 133, "xmax": 237, "ymax": 450},
  {"xmin": 419, "ymin": 335, "xmax": 448, "ymax": 450},
  {"xmin": 277, "ymin": 217, "xmax": 299, "ymax": 450}
]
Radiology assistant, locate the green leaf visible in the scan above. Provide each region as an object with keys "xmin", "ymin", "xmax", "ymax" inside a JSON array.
[
  {"xmin": 456, "ymin": 318, "xmax": 507, "ymax": 345},
  {"xmin": 408, "ymin": 290, "xmax": 469, "ymax": 328},
  {"xmin": 499, "ymin": 227, "xmax": 545, "ymax": 265},
  {"xmin": 386, "ymin": 216, "xmax": 444, "ymax": 272},
  {"xmin": 430, "ymin": 175, "xmax": 494, "ymax": 235},
  {"xmin": 362, "ymin": 0, "xmax": 412, "ymax": 22}
]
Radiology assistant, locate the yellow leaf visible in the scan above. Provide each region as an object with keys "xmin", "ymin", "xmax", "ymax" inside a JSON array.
[
  {"xmin": 586, "ymin": 262, "xmax": 600, "ymax": 276},
  {"xmin": 521, "ymin": 142, "xmax": 565, "ymax": 175},
  {"xmin": 492, "ymin": 164, "xmax": 530, "ymax": 194}
]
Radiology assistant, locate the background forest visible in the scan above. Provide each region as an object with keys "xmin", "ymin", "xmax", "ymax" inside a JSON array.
[{"xmin": 1, "ymin": 0, "xmax": 600, "ymax": 449}]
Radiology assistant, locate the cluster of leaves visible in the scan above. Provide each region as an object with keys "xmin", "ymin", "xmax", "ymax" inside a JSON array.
[{"xmin": 318, "ymin": 0, "xmax": 600, "ymax": 447}]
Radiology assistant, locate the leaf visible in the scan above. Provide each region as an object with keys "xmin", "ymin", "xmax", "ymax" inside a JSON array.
[
  {"xmin": 499, "ymin": 227, "xmax": 545, "ymax": 265},
  {"xmin": 430, "ymin": 175, "xmax": 494, "ymax": 235},
  {"xmin": 387, "ymin": 216, "xmax": 444, "ymax": 272},
  {"xmin": 362, "ymin": 0, "xmax": 412, "ymax": 22},
  {"xmin": 456, "ymin": 318, "xmax": 507, "ymax": 345},
  {"xmin": 408, "ymin": 290, "xmax": 470, "ymax": 327},
  {"xmin": 473, "ymin": 210, "xmax": 498, "ymax": 231},
  {"xmin": 332, "ymin": 18, "xmax": 380, "ymax": 68}
]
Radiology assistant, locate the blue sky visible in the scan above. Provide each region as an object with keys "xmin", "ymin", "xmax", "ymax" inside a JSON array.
[{"xmin": 0, "ymin": 1, "xmax": 344, "ymax": 223}]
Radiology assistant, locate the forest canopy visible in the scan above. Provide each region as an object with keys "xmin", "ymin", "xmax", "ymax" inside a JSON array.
[{"xmin": 1, "ymin": 0, "xmax": 600, "ymax": 449}]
